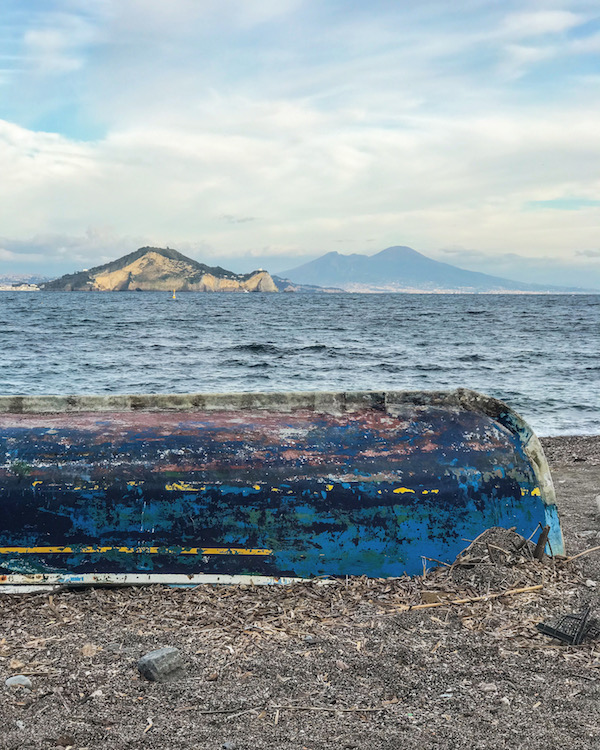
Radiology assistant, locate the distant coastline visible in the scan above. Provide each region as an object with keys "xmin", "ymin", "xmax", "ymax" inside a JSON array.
[
  {"xmin": 2, "ymin": 243, "xmax": 598, "ymax": 294},
  {"xmin": 0, "ymin": 284, "xmax": 40, "ymax": 291},
  {"xmin": 1, "ymin": 285, "xmax": 598, "ymax": 295}
]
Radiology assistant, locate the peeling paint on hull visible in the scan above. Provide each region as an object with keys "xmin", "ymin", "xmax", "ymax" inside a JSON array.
[{"xmin": 0, "ymin": 389, "xmax": 563, "ymax": 584}]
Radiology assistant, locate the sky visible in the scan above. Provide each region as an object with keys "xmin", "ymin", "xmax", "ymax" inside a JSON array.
[{"xmin": 1, "ymin": 0, "xmax": 600, "ymax": 286}]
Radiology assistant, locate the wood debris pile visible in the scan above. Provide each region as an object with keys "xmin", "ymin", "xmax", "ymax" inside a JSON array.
[{"xmin": 1, "ymin": 527, "xmax": 594, "ymax": 662}]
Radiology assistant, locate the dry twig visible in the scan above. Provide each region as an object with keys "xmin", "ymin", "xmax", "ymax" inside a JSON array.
[{"xmin": 399, "ymin": 584, "xmax": 543, "ymax": 612}]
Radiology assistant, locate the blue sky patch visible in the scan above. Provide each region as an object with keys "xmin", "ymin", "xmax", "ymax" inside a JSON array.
[{"xmin": 525, "ymin": 198, "xmax": 600, "ymax": 211}]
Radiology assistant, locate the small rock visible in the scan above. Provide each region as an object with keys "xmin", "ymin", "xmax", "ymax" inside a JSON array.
[
  {"xmin": 478, "ymin": 682, "xmax": 497, "ymax": 693},
  {"xmin": 223, "ymin": 742, "xmax": 236, "ymax": 750},
  {"xmin": 440, "ymin": 692, "xmax": 454, "ymax": 699},
  {"xmin": 15, "ymin": 720, "xmax": 25, "ymax": 730},
  {"xmin": 578, "ymin": 530, "xmax": 598, "ymax": 539},
  {"xmin": 499, "ymin": 696, "xmax": 511, "ymax": 711},
  {"xmin": 89, "ymin": 689, "xmax": 103, "ymax": 698},
  {"xmin": 5, "ymin": 675, "xmax": 32, "ymax": 689},
  {"xmin": 585, "ymin": 579, "xmax": 597, "ymax": 588},
  {"xmin": 137, "ymin": 647, "xmax": 185, "ymax": 682},
  {"xmin": 304, "ymin": 635, "xmax": 317, "ymax": 645},
  {"xmin": 55, "ymin": 734, "xmax": 76, "ymax": 748}
]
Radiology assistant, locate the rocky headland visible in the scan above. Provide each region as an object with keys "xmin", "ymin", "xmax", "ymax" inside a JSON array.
[{"xmin": 41, "ymin": 246, "xmax": 278, "ymax": 293}]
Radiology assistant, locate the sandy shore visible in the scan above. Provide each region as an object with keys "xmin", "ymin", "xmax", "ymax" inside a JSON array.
[{"xmin": 1, "ymin": 435, "xmax": 599, "ymax": 750}]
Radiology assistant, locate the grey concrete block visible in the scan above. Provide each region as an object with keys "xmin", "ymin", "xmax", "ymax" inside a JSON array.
[{"xmin": 137, "ymin": 647, "xmax": 185, "ymax": 682}]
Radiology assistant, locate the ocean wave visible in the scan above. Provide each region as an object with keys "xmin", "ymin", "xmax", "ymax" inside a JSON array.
[
  {"xmin": 1, "ymin": 292, "xmax": 599, "ymax": 435},
  {"xmin": 229, "ymin": 343, "xmax": 282, "ymax": 354}
]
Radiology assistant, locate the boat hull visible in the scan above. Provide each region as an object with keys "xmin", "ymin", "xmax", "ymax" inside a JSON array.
[{"xmin": 0, "ymin": 389, "xmax": 563, "ymax": 584}]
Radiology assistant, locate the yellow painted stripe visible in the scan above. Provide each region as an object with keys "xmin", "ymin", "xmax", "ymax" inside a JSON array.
[
  {"xmin": 165, "ymin": 482, "xmax": 197, "ymax": 491},
  {"xmin": 0, "ymin": 546, "xmax": 272, "ymax": 556},
  {"xmin": 393, "ymin": 487, "xmax": 415, "ymax": 494}
]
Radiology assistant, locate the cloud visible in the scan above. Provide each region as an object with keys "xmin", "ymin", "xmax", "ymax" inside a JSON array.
[
  {"xmin": 499, "ymin": 11, "xmax": 584, "ymax": 38},
  {"xmin": 492, "ymin": 10, "xmax": 590, "ymax": 78},
  {"xmin": 0, "ymin": 248, "xmax": 18, "ymax": 261},
  {"xmin": 498, "ymin": 43, "xmax": 557, "ymax": 79},
  {"xmin": 24, "ymin": 28, "xmax": 84, "ymax": 74},
  {"xmin": 571, "ymin": 31, "xmax": 600, "ymax": 54},
  {"xmin": 0, "ymin": 245, "xmax": 46, "ymax": 264},
  {"xmin": 20, "ymin": 10, "xmax": 98, "ymax": 75},
  {"xmin": 1, "ymin": 97, "xmax": 600, "ymax": 269},
  {"xmin": 0, "ymin": 228, "xmax": 152, "ymax": 273},
  {"xmin": 221, "ymin": 215, "xmax": 258, "ymax": 224},
  {"xmin": 0, "ymin": 0, "xmax": 600, "ymax": 280}
]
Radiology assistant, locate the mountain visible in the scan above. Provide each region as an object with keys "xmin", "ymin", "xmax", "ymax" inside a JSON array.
[
  {"xmin": 0, "ymin": 273, "xmax": 50, "ymax": 285},
  {"xmin": 42, "ymin": 247, "xmax": 278, "ymax": 292},
  {"xmin": 281, "ymin": 246, "xmax": 594, "ymax": 293}
]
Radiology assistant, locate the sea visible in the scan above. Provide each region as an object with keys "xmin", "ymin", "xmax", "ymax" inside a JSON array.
[{"xmin": 0, "ymin": 291, "xmax": 598, "ymax": 437}]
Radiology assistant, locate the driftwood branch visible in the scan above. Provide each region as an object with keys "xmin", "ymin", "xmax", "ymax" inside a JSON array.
[
  {"xmin": 176, "ymin": 701, "xmax": 384, "ymax": 716},
  {"xmin": 272, "ymin": 704, "xmax": 385, "ymax": 713},
  {"xmin": 398, "ymin": 584, "xmax": 543, "ymax": 612},
  {"xmin": 175, "ymin": 703, "xmax": 264, "ymax": 715},
  {"xmin": 564, "ymin": 545, "xmax": 600, "ymax": 563}
]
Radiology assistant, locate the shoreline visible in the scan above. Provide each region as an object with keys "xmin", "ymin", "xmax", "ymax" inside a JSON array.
[
  {"xmin": 540, "ymin": 434, "xmax": 600, "ymax": 465},
  {"xmin": 0, "ymin": 435, "xmax": 599, "ymax": 747}
]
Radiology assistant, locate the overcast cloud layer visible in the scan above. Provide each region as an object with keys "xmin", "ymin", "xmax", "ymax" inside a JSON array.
[{"xmin": 1, "ymin": 0, "xmax": 600, "ymax": 285}]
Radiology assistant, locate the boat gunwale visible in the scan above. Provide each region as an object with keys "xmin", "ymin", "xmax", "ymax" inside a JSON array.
[
  {"xmin": 0, "ymin": 387, "xmax": 557, "ymax": 510},
  {"xmin": 0, "ymin": 387, "xmax": 536, "ymax": 419}
]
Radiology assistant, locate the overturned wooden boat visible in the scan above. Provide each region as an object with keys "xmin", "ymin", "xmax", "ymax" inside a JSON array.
[{"xmin": 0, "ymin": 389, "xmax": 563, "ymax": 586}]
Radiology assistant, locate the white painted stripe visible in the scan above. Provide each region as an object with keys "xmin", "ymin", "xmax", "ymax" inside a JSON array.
[{"xmin": 0, "ymin": 572, "xmax": 337, "ymax": 587}]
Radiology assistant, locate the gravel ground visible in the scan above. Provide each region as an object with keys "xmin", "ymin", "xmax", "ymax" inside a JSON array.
[{"xmin": 1, "ymin": 435, "xmax": 600, "ymax": 750}]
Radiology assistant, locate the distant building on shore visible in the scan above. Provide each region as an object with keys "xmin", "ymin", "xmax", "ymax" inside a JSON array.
[{"xmin": 0, "ymin": 283, "xmax": 40, "ymax": 291}]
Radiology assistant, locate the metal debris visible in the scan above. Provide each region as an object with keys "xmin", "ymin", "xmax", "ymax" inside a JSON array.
[{"xmin": 537, "ymin": 606, "xmax": 600, "ymax": 645}]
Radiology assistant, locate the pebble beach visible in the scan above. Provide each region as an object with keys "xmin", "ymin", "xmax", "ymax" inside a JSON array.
[{"xmin": 0, "ymin": 435, "xmax": 599, "ymax": 750}]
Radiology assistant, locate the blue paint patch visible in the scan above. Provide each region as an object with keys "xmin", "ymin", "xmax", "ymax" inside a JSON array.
[{"xmin": 0, "ymin": 405, "xmax": 564, "ymax": 578}]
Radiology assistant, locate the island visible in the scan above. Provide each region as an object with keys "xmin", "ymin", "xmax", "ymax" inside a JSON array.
[{"xmin": 41, "ymin": 246, "xmax": 278, "ymax": 293}]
